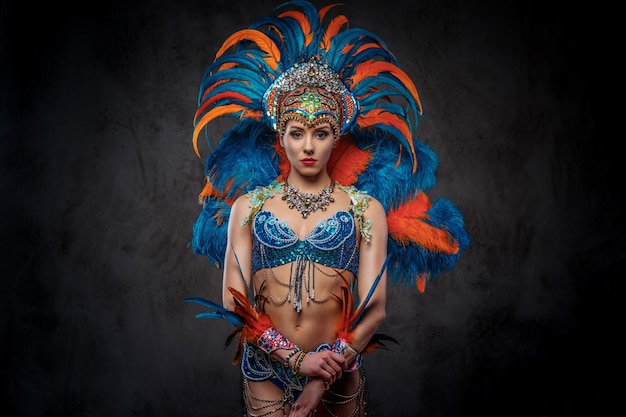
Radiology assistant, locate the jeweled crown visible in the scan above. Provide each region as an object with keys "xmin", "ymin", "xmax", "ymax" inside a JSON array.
[{"xmin": 263, "ymin": 59, "xmax": 359, "ymax": 136}]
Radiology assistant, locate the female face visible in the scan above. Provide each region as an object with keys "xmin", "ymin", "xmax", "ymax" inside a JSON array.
[{"xmin": 281, "ymin": 119, "xmax": 336, "ymax": 177}]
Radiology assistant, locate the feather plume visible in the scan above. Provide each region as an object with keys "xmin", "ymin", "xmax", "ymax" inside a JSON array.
[
  {"xmin": 184, "ymin": 297, "xmax": 243, "ymax": 328},
  {"xmin": 228, "ymin": 287, "xmax": 273, "ymax": 342},
  {"xmin": 386, "ymin": 198, "xmax": 470, "ymax": 289},
  {"xmin": 387, "ymin": 196, "xmax": 460, "ymax": 254},
  {"xmin": 279, "ymin": 10, "xmax": 314, "ymax": 46},
  {"xmin": 326, "ymin": 135, "xmax": 370, "ymax": 185},
  {"xmin": 353, "ymin": 42, "xmax": 384, "ymax": 56},
  {"xmin": 334, "ymin": 260, "xmax": 398, "ymax": 353},
  {"xmin": 184, "ymin": 288, "xmax": 274, "ymax": 365},
  {"xmin": 321, "ymin": 15, "xmax": 349, "ymax": 51},
  {"xmin": 350, "ymin": 61, "xmax": 422, "ymax": 113},
  {"xmin": 318, "ymin": 3, "xmax": 342, "ymax": 21},
  {"xmin": 191, "ymin": 196, "xmax": 231, "ymax": 266},
  {"xmin": 215, "ymin": 29, "xmax": 281, "ymax": 71},
  {"xmin": 197, "ymin": 79, "xmax": 228, "ymax": 105},
  {"xmin": 195, "ymin": 91, "xmax": 253, "ymax": 122},
  {"xmin": 193, "ymin": 104, "xmax": 262, "ymax": 157},
  {"xmin": 356, "ymin": 108, "xmax": 417, "ymax": 172},
  {"xmin": 350, "ymin": 255, "xmax": 389, "ymax": 330}
]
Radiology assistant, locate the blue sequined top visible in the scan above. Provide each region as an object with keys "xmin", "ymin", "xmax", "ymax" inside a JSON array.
[{"xmin": 251, "ymin": 210, "xmax": 359, "ymax": 275}]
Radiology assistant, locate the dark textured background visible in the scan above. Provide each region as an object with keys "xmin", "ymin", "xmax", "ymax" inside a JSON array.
[{"xmin": 1, "ymin": 0, "xmax": 617, "ymax": 416}]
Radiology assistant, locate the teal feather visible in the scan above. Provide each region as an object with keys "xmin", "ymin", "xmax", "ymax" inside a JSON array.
[
  {"xmin": 191, "ymin": 197, "xmax": 230, "ymax": 266},
  {"xmin": 350, "ymin": 255, "xmax": 391, "ymax": 330},
  {"xmin": 202, "ymin": 119, "xmax": 279, "ymax": 200},
  {"xmin": 184, "ymin": 297, "xmax": 243, "ymax": 329}
]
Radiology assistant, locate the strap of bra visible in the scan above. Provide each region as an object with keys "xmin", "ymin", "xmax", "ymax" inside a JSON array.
[
  {"xmin": 337, "ymin": 184, "xmax": 372, "ymax": 244},
  {"xmin": 241, "ymin": 181, "xmax": 283, "ymax": 226}
]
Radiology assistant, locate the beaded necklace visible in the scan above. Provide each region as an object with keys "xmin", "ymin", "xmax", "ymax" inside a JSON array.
[{"xmin": 281, "ymin": 180, "xmax": 335, "ymax": 219}]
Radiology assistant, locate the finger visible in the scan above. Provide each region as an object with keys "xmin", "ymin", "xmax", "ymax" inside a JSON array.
[{"xmin": 323, "ymin": 361, "xmax": 341, "ymax": 379}]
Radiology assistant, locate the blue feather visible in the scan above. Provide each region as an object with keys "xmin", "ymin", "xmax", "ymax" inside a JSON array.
[
  {"xmin": 191, "ymin": 197, "xmax": 230, "ymax": 266},
  {"xmin": 350, "ymin": 254, "xmax": 391, "ymax": 330},
  {"xmin": 385, "ymin": 198, "xmax": 470, "ymax": 286},
  {"xmin": 184, "ymin": 297, "xmax": 243, "ymax": 329}
]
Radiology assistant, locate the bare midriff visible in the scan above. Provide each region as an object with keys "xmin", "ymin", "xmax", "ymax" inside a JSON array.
[{"xmin": 254, "ymin": 263, "xmax": 354, "ymax": 352}]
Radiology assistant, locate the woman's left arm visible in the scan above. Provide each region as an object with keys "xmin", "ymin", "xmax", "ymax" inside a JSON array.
[{"xmin": 346, "ymin": 197, "xmax": 388, "ymax": 357}]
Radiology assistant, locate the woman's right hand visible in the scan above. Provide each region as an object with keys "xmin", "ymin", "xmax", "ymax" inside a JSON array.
[
  {"xmin": 288, "ymin": 378, "xmax": 327, "ymax": 417},
  {"xmin": 296, "ymin": 350, "xmax": 346, "ymax": 384}
]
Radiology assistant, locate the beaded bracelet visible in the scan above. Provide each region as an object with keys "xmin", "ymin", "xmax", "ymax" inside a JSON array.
[{"xmin": 284, "ymin": 348, "xmax": 301, "ymax": 367}]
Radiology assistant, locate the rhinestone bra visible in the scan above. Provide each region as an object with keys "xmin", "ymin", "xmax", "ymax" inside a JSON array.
[{"xmin": 251, "ymin": 210, "xmax": 359, "ymax": 276}]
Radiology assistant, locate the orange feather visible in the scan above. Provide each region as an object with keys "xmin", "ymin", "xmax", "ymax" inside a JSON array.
[
  {"xmin": 327, "ymin": 135, "xmax": 370, "ymax": 185},
  {"xmin": 351, "ymin": 61, "xmax": 422, "ymax": 114},
  {"xmin": 197, "ymin": 80, "xmax": 229, "ymax": 113},
  {"xmin": 340, "ymin": 43, "xmax": 354, "ymax": 55},
  {"xmin": 195, "ymin": 91, "xmax": 253, "ymax": 125},
  {"xmin": 334, "ymin": 272, "xmax": 357, "ymax": 342},
  {"xmin": 387, "ymin": 194, "xmax": 460, "ymax": 254},
  {"xmin": 198, "ymin": 180, "xmax": 216, "ymax": 202},
  {"xmin": 321, "ymin": 15, "xmax": 349, "ymax": 51},
  {"xmin": 318, "ymin": 3, "xmax": 342, "ymax": 21},
  {"xmin": 224, "ymin": 287, "xmax": 274, "ymax": 364},
  {"xmin": 193, "ymin": 104, "xmax": 261, "ymax": 157},
  {"xmin": 416, "ymin": 273, "xmax": 427, "ymax": 293},
  {"xmin": 394, "ymin": 143, "xmax": 403, "ymax": 168},
  {"xmin": 273, "ymin": 138, "xmax": 291, "ymax": 180},
  {"xmin": 353, "ymin": 42, "xmax": 383, "ymax": 55},
  {"xmin": 228, "ymin": 287, "xmax": 272, "ymax": 338},
  {"xmin": 215, "ymin": 29, "xmax": 280, "ymax": 71},
  {"xmin": 215, "ymin": 61, "xmax": 238, "ymax": 71}
]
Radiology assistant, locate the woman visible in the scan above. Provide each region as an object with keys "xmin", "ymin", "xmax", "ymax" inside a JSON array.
[
  {"xmin": 187, "ymin": 2, "xmax": 469, "ymax": 416},
  {"xmin": 224, "ymin": 114, "xmax": 387, "ymax": 415}
]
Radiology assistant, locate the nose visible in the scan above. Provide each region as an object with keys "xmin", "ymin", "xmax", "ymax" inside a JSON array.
[{"xmin": 303, "ymin": 135, "xmax": 314, "ymax": 155}]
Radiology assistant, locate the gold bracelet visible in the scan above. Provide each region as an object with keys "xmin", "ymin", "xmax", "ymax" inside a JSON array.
[
  {"xmin": 290, "ymin": 350, "xmax": 305, "ymax": 373},
  {"xmin": 293, "ymin": 351, "xmax": 307, "ymax": 375}
]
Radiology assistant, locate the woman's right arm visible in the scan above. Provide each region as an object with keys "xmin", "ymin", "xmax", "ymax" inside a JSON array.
[{"xmin": 222, "ymin": 196, "xmax": 252, "ymax": 312}]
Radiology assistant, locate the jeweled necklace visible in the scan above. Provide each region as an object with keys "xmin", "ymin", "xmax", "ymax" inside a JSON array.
[{"xmin": 282, "ymin": 179, "xmax": 335, "ymax": 219}]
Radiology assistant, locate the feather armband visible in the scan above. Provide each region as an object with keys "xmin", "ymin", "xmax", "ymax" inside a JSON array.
[{"xmin": 184, "ymin": 287, "xmax": 274, "ymax": 363}]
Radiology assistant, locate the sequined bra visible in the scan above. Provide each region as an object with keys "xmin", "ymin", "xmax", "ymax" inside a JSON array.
[
  {"xmin": 251, "ymin": 210, "xmax": 359, "ymax": 275},
  {"xmin": 242, "ymin": 181, "xmax": 372, "ymax": 311}
]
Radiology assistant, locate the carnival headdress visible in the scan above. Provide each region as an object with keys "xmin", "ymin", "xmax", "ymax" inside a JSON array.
[{"xmin": 191, "ymin": 0, "xmax": 469, "ymax": 292}]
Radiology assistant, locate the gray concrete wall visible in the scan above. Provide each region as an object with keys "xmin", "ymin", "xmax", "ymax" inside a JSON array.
[{"xmin": 1, "ymin": 0, "xmax": 615, "ymax": 416}]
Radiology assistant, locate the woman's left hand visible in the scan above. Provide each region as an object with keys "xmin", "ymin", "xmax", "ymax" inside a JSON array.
[{"xmin": 288, "ymin": 378, "xmax": 327, "ymax": 417}]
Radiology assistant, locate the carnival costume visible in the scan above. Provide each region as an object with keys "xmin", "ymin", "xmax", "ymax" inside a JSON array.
[{"xmin": 185, "ymin": 1, "xmax": 470, "ymax": 414}]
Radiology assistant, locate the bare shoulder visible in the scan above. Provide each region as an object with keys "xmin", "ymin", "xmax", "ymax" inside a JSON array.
[
  {"xmin": 229, "ymin": 194, "xmax": 254, "ymax": 228},
  {"xmin": 230, "ymin": 194, "xmax": 249, "ymax": 216}
]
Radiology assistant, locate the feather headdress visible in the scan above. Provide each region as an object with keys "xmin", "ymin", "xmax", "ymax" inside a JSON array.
[{"xmin": 191, "ymin": 0, "xmax": 469, "ymax": 292}]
